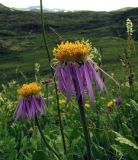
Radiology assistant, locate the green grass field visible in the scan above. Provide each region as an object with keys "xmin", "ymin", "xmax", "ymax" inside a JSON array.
[{"xmin": 0, "ymin": 8, "xmax": 138, "ymax": 84}]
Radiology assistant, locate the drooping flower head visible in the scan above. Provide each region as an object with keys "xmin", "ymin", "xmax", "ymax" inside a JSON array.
[
  {"xmin": 15, "ymin": 82, "xmax": 45, "ymax": 121},
  {"xmin": 53, "ymin": 40, "xmax": 106, "ymax": 105}
]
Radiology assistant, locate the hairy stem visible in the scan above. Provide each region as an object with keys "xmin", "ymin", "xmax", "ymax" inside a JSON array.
[
  {"xmin": 78, "ymin": 97, "xmax": 92, "ymax": 160},
  {"xmin": 40, "ymin": 0, "xmax": 67, "ymax": 153}
]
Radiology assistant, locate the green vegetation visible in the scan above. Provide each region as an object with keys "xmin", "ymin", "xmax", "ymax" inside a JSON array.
[
  {"xmin": 0, "ymin": 6, "xmax": 138, "ymax": 83},
  {"xmin": 0, "ymin": 74, "xmax": 138, "ymax": 160}
]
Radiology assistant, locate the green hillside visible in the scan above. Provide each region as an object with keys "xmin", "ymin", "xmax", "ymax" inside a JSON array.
[{"xmin": 0, "ymin": 4, "xmax": 138, "ymax": 84}]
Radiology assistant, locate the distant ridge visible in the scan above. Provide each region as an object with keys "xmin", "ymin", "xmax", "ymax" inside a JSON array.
[
  {"xmin": 0, "ymin": 3, "xmax": 137, "ymax": 13},
  {"xmin": 14, "ymin": 5, "xmax": 65, "ymax": 12},
  {"xmin": 0, "ymin": 3, "xmax": 11, "ymax": 11},
  {"xmin": 111, "ymin": 7, "xmax": 135, "ymax": 12},
  {"xmin": 10, "ymin": 5, "xmax": 137, "ymax": 13}
]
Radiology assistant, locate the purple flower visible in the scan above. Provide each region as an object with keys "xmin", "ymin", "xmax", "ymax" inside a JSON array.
[
  {"xmin": 56, "ymin": 61, "xmax": 106, "ymax": 105},
  {"xmin": 53, "ymin": 41, "xmax": 106, "ymax": 105},
  {"xmin": 15, "ymin": 82, "xmax": 45, "ymax": 121},
  {"xmin": 114, "ymin": 97, "xmax": 122, "ymax": 105}
]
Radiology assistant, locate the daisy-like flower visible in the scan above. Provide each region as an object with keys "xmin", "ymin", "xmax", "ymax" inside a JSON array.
[
  {"xmin": 53, "ymin": 40, "xmax": 106, "ymax": 105},
  {"xmin": 15, "ymin": 82, "xmax": 45, "ymax": 121}
]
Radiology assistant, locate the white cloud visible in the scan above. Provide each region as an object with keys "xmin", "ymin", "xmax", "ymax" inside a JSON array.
[{"xmin": 0, "ymin": 0, "xmax": 138, "ymax": 11}]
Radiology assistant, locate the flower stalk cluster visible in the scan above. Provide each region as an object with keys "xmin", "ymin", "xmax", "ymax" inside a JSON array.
[
  {"xmin": 121, "ymin": 18, "xmax": 135, "ymax": 97},
  {"xmin": 126, "ymin": 18, "xmax": 133, "ymax": 36}
]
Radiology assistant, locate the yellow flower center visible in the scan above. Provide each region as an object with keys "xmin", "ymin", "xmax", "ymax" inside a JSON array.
[
  {"xmin": 53, "ymin": 40, "xmax": 92, "ymax": 62},
  {"xmin": 18, "ymin": 82, "xmax": 42, "ymax": 97}
]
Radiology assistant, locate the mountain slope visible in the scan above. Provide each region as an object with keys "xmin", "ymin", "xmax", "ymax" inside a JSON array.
[
  {"xmin": 0, "ymin": 5, "xmax": 138, "ymax": 83},
  {"xmin": 0, "ymin": 7, "xmax": 138, "ymax": 40},
  {"xmin": 0, "ymin": 3, "xmax": 12, "ymax": 11}
]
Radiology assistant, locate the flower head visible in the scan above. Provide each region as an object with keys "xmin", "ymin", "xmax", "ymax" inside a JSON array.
[
  {"xmin": 18, "ymin": 82, "xmax": 42, "ymax": 97},
  {"xmin": 114, "ymin": 97, "xmax": 122, "ymax": 105},
  {"xmin": 53, "ymin": 40, "xmax": 92, "ymax": 62},
  {"xmin": 53, "ymin": 40, "xmax": 106, "ymax": 105},
  {"xmin": 107, "ymin": 100, "xmax": 114, "ymax": 113},
  {"xmin": 84, "ymin": 103, "xmax": 91, "ymax": 111},
  {"xmin": 126, "ymin": 18, "xmax": 133, "ymax": 36},
  {"xmin": 15, "ymin": 82, "xmax": 45, "ymax": 121},
  {"xmin": 107, "ymin": 101, "xmax": 114, "ymax": 107}
]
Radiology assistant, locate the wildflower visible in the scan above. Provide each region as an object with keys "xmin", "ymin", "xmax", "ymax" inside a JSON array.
[
  {"xmin": 114, "ymin": 97, "xmax": 122, "ymax": 105},
  {"xmin": 107, "ymin": 101, "xmax": 114, "ymax": 112},
  {"xmin": 15, "ymin": 82, "xmax": 45, "ymax": 121},
  {"xmin": 6, "ymin": 100, "xmax": 14, "ymax": 109},
  {"xmin": 35, "ymin": 63, "xmax": 40, "ymax": 73},
  {"xmin": 107, "ymin": 101, "xmax": 114, "ymax": 107},
  {"xmin": 84, "ymin": 103, "xmax": 91, "ymax": 111},
  {"xmin": 8, "ymin": 80, "xmax": 17, "ymax": 88},
  {"xmin": 53, "ymin": 40, "xmax": 106, "ymax": 105},
  {"xmin": 59, "ymin": 99, "xmax": 66, "ymax": 105},
  {"xmin": 126, "ymin": 18, "xmax": 133, "ymax": 36}
]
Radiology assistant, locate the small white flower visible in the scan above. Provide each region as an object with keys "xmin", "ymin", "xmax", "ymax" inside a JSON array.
[
  {"xmin": 35, "ymin": 63, "xmax": 40, "ymax": 72},
  {"xmin": 126, "ymin": 18, "xmax": 133, "ymax": 36}
]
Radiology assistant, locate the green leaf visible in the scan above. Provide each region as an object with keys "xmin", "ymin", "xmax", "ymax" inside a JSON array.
[
  {"xmin": 112, "ymin": 131, "xmax": 138, "ymax": 160},
  {"xmin": 111, "ymin": 144, "xmax": 124, "ymax": 157},
  {"xmin": 32, "ymin": 150, "xmax": 49, "ymax": 160},
  {"xmin": 114, "ymin": 132, "xmax": 138, "ymax": 150},
  {"xmin": 130, "ymin": 99, "xmax": 138, "ymax": 112}
]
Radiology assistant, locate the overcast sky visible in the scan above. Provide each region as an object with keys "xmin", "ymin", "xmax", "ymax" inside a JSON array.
[{"xmin": 0, "ymin": 0, "xmax": 138, "ymax": 11}]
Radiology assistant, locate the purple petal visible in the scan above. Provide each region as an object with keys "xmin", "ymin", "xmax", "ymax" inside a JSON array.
[
  {"xmin": 74, "ymin": 64, "xmax": 86, "ymax": 105},
  {"xmin": 15, "ymin": 99, "xmax": 24, "ymax": 121},
  {"xmin": 87, "ymin": 61, "xmax": 106, "ymax": 92},
  {"xmin": 83, "ymin": 63, "xmax": 94, "ymax": 105}
]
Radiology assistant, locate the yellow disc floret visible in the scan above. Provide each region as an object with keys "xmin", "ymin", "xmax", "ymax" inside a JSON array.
[
  {"xmin": 53, "ymin": 40, "xmax": 92, "ymax": 62},
  {"xmin": 18, "ymin": 82, "xmax": 42, "ymax": 97}
]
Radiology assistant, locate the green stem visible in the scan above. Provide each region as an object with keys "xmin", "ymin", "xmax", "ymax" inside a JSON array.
[
  {"xmin": 17, "ymin": 123, "xmax": 22, "ymax": 159},
  {"xmin": 35, "ymin": 117, "xmax": 62, "ymax": 160},
  {"xmin": 40, "ymin": 0, "xmax": 67, "ymax": 153},
  {"xmin": 46, "ymin": 83, "xmax": 49, "ymax": 107},
  {"xmin": 40, "ymin": 0, "xmax": 51, "ymax": 62},
  {"xmin": 78, "ymin": 97, "xmax": 92, "ymax": 160}
]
